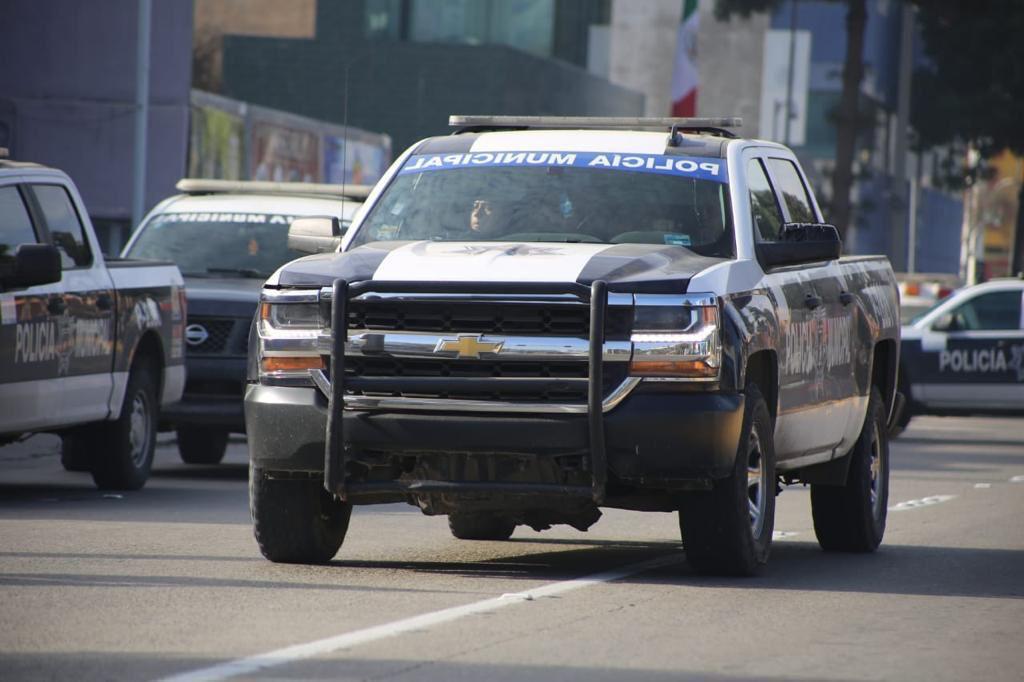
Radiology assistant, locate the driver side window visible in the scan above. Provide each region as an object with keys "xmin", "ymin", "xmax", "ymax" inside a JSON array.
[
  {"xmin": 942, "ymin": 291, "xmax": 1023, "ymax": 331},
  {"xmin": 747, "ymin": 159, "xmax": 783, "ymax": 241}
]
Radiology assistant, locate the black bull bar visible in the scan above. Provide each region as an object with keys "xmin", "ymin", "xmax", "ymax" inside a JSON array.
[{"xmin": 324, "ymin": 278, "xmax": 611, "ymax": 504}]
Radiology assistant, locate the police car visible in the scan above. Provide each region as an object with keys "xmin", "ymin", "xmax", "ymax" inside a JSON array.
[
  {"xmin": 897, "ymin": 277, "xmax": 1024, "ymax": 430},
  {"xmin": 122, "ymin": 179, "xmax": 368, "ymax": 465}
]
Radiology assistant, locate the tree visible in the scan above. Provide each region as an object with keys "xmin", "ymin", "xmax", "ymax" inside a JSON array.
[
  {"xmin": 911, "ymin": 0, "xmax": 1024, "ymax": 275},
  {"xmin": 715, "ymin": 0, "xmax": 868, "ymax": 241}
]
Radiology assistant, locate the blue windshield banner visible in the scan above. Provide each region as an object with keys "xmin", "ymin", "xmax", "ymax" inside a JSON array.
[{"xmin": 398, "ymin": 151, "xmax": 727, "ymax": 183}]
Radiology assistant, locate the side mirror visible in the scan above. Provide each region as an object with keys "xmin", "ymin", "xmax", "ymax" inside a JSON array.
[
  {"xmin": 288, "ymin": 217, "xmax": 344, "ymax": 254},
  {"xmin": 0, "ymin": 244, "xmax": 62, "ymax": 289},
  {"xmin": 757, "ymin": 222, "xmax": 842, "ymax": 268}
]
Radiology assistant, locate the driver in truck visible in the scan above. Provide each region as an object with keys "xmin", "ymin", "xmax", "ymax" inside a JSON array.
[{"xmin": 469, "ymin": 196, "xmax": 512, "ymax": 237}]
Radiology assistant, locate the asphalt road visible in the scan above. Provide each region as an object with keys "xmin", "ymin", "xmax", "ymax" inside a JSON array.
[{"xmin": 1, "ymin": 415, "xmax": 1022, "ymax": 681}]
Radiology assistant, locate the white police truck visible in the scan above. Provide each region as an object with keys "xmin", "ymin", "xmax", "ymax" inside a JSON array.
[{"xmin": 244, "ymin": 116, "xmax": 901, "ymax": 575}]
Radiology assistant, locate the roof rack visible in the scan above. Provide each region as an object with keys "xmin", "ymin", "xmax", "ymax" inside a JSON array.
[
  {"xmin": 175, "ymin": 179, "xmax": 373, "ymax": 200},
  {"xmin": 449, "ymin": 115, "xmax": 742, "ymax": 140}
]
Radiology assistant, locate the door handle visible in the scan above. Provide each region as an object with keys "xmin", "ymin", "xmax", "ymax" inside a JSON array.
[
  {"xmin": 48, "ymin": 297, "xmax": 67, "ymax": 315},
  {"xmin": 839, "ymin": 291, "xmax": 854, "ymax": 306},
  {"xmin": 804, "ymin": 293, "xmax": 822, "ymax": 310},
  {"xmin": 96, "ymin": 293, "xmax": 114, "ymax": 311}
]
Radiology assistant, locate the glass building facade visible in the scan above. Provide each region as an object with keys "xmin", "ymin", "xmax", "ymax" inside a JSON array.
[{"xmin": 365, "ymin": 0, "xmax": 607, "ymax": 64}]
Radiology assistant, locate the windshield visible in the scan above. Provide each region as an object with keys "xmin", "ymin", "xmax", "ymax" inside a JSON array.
[
  {"xmin": 125, "ymin": 212, "xmax": 344, "ymax": 278},
  {"xmin": 351, "ymin": 152, "xmax": 733, "ymax": 258}
]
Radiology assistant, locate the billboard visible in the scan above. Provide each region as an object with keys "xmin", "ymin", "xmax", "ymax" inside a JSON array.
[
  {"xmin": 249, "ymin": 121, "xmax": 321, "ymax": 183},
  {"xmin": 187, "ymin": 90, "xmax": 392, "ymax": 186},
  {"xmin": 188, "ymin": 104, "xmax": 244, "ymax": 180},
  {"xmin": 323, "ymin": 134, "xmax": 391, "ymax": 186}
]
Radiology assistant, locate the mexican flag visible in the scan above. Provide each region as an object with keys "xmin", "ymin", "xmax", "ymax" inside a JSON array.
[{"xmin": 671, "ymin": 0, "xmax": 700, "ymax": 116}]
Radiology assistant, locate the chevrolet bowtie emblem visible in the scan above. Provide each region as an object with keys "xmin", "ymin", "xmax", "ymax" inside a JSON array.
[{"xmin": 434, "ymin": 334, "xmax": 504, "ymax": 359}]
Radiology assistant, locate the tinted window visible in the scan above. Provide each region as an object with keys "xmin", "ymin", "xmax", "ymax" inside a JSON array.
[
  {"xmin": 125, "ymin": 212, "xmax": 330, "ymax": 279},
  {"xmin": 767, "ymin": 158, "xmax": 816, "ymax": 223},
  {"xmin": 33, "ymin": 184, "xmax": 92, "ymax": 268},
  {"xmin": 747, "ymin": 159, "xmax": 783, "ymax": 241},
  {"xmin": 947, "ymin": 291, "xmax": 1023, "ymax": 331},
  {"xmin": 0, "ymin": 186, "xmax": 39, "ymax": 260},
  {"xmin": 353, "ymin": 157, "xmax": 734, "ymax": 258}
]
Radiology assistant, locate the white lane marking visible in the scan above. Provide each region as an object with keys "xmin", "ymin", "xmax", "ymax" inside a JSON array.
[
  {"xmin": 156, "ymin": 553, "xmax": 684, "ymax": 682},
  {"xmin": 974, "ymin": 483, "xmax": 992, "ymax": 489},
  {"xmin": 1010, "ymin": 475, "xmax": 1024, "ymax": 483},
  {"xmin": 773, "ymin": 531, "xmax": 799, "ymax": 539},
  {"xmin": 888, "ymin": 495, "xmax": 956, "ymax": 512}
]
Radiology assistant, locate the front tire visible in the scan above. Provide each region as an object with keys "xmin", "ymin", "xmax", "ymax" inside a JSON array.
[
  {"xmin": 811, "ymin": 386, "xmax": 889, "ymax": 552},
  {"xmin": 250, "ymin": 464, "xmax": 352, "ymax": 563},
  {"xmin": 679, "ymin": 383, "xmax": 776, "ymax": 576},
  {"xmin": 448, "ymin": 513, "xmax": 516, "ymax": 541},
  {"xmin": 177, "ymin": 426, "xmax": 229, "ymax": 465}
]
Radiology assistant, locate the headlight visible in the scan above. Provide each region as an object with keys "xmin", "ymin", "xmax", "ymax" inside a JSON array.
[
  {"xmin": 258, "ymin": 290, "xmax": 326, "ymax": 383},
  {"xmin": 260, "ymin": 302, "xmax": 321, "ymax": 330},
  {"xmin": 629, "ymin": 294, "xmax": 721, "ymax": 380}
]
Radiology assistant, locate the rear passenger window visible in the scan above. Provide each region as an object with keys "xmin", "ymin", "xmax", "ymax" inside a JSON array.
[
  {"xmin": 767, "ymin": 158, "xmax": 816, "ymax": 223},
  {"xmin": 747, "ymin": 159, "xmax": 784, "ymax": 241},
  {"xmin": 0, "ymin": 186, "xmax": 39, "ymax": 261},
  {"xmin": 33, "ymin": 184, "xmax": 92, "ymax": 268}
]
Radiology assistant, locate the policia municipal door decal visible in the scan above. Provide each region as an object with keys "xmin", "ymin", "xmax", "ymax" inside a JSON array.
[{"xmin": 938, "ymin": 341, "xmax": 1024, "ymax": 380}]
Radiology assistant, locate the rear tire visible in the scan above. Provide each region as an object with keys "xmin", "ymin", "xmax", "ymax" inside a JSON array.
[
  {"xmin": 84, "ymin": 358, "xmax": 159, "ymax": 490},
  {"xmin": 448, "ymin": 513, "xmax": 516, "ymax": 541},
  {"xmin": 679, "ymin": 383, "xmax": 776, "ymax": 576},
  {"xmin": 176, "ymin": 426, "xmax": 229, "ymax": 465},
  {"xmin": 250, "ymin": 464, "xmax": 351, "ymax": 563},
  {"xmin": 811, "ymin": 386, "xmax": 889, "ymax": 552}
]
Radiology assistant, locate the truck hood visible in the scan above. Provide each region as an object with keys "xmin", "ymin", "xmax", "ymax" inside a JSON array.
[
  {"xmin": 275, "ymin": 241, "xmax": 727, "ymax": 294},
  {"xmin": 184, "ymin": 276, "xmax": 263, "ymax": 318}
]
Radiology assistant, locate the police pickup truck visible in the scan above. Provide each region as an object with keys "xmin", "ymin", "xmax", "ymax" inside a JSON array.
[
  {"xmin": 245, "ymin": 116, "xmax": 901, "ymax": 575},
  {"xmin": 0, "ymin": 160, "xmax": 185, "ymax": 489}
]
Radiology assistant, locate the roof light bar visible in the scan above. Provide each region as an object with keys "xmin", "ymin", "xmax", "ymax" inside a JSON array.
[
  {"xmin": 175, "ymin": 179, "xmax": 372, "ymax": 200},
  {"xmin": 449, "ymin": 115, "xmax": 742, "ymax": 130}
]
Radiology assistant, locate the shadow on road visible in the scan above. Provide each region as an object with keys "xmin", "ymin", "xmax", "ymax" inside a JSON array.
[
  {"xmin": 149, "ymin": 463, "xmax": 249, "ymax": 481},
  {"xmin": 328, "ymin": 538, "xmax": 1023, "ymax": 602},
  {"xmin": 0, "ymin": 570, "xmax": 448, "ymax": 595},
  {"xmin": 0, "ymin": 652, "xmax": 822, "ymax": 682}
]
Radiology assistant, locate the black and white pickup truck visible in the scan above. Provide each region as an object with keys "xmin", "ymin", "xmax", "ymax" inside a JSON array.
[
  {"xmin": 0, "ymin": 161, "xmax": 185, "ymax": 489},
  {"xmin": 245, "ymin": 117, "xmax": 901, "ymax": 575}
]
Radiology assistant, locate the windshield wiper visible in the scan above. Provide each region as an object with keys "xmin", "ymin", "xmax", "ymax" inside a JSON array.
[{"xmin": 205, "ymin": 267, "xmax": 269, "ymax": 278}]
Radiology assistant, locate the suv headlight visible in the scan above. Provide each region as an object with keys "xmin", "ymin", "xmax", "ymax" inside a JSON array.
[
  {"xmin": 258, "ymin": 290, "xmax": 326, "ymax": 380},
  {"xmin": 629, "ymin": 293, "xmax": 721, "ymax": 380}
]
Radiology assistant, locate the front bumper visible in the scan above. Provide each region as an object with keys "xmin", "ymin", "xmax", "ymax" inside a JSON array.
[
  {"xmin": 251, "ymin": 278, "xmax": 740, "ymax": 504},
  {"xmin": 245, "ymin": 382, "xmax": 743, "ymax": 490}
]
